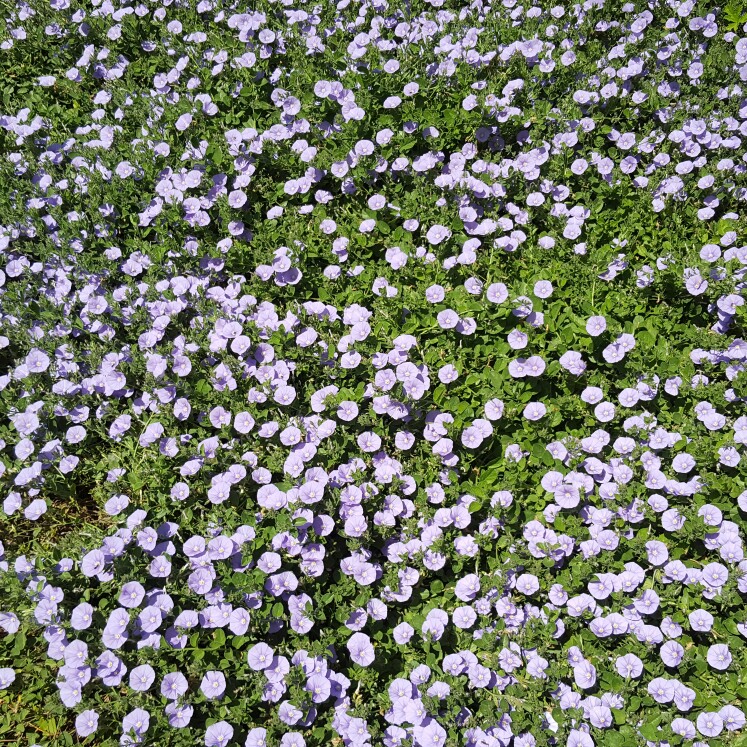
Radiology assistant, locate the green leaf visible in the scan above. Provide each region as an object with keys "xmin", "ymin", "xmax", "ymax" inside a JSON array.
[
  {"xmin": 11, "ymin": 630, "xmax": 26, "ymax": 657},
  {"xmin": 639, "ymin": 721, "xmax": 660, "ymax": 741}
]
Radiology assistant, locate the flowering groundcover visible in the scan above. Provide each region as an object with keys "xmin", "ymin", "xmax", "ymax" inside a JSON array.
[{"xmin": 1, "ymin": 0, "xmax": 747, "ymax": 746}]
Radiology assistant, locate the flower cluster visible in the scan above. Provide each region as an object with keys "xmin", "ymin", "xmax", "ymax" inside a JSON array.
[{"xmin": 0, "ymin": 0, "xmax": 746, "ymax": 746}]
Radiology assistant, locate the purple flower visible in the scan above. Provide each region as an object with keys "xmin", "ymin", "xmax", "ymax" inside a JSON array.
[
  {"xmin": 209, "ymin": 406, "xmax": 231, "ymax": 428},
  {"xmin": 347, "ymin": 632, "xmax": 375, "ymax": 666},
  {"xmin": 524, "ymin": 356, "xmax": 546, "ymax": 377},
  {"xmin": 533, "ymin": 280, "xmax": 553, "ymax": 298},
  {"xmin": 246, "ymin": 729, "xmax": 268, "ymax": 747},
  {"xmin": 571, "ymin": 158, "xmax": 588, "ymax": 175},
  {"xmin": 452, "ymin": 606, "xmax": 477, "ymax": 629},
  {"xmin": 615, "ymin": 653, "xmax": 643, "ymax": 678},
  {"xmin": 71, "ymin": 603, "xmax": 94, "ymax": 630},
  {"xmin": 697, "ymin": 712, "xmax": 723, "ymax": 738},
  {"xmin": 75, "ymin": 710, "xmax": 98, "ymax": 737},
  {"xmin": 438, "ymin": 365, "xmax": 459, "ymax": 384},
  {"xmin": 138, "ymin": 605, "xmax": 163, "ymax": 633},
  {"xmin": 130, "ymin": 664, "xmax": 155, "ymax": 692},
  {"xmin": 486, "ymin": 283, "xmax": 508, "ymax": 303},
  {"xmin": 80, "ymin": 549, "xmax": 106, "ymax": 577},
  {"xmin": 0, "ymin": 668, "xmax": 15, "ymax": 690},
  {"xmin": 671, "ymin": 718, "xmax": 696, "ymax": 739},
  {"xmin": 122, "ymin": 708, "xmax": 150, "ymax": 737},
  {"xmin": 719, "ymin": 705, "xmax": 746, "ymax": 731},
  {"xmin": 280, "ymin": 733, "xmax": 305, "ymax": 747},
  {"xmin": 393, "ymin": 622, "xmax": 414, "ymax": 644},
  {"xmin": 461, "ymin": 426, "xmax": 483, "ymax": 449},
  {"xmin": 234, "ymin": 412, "xmax": 255, "ymax": 434},
  {"xmin": 205, "ymin": 721, "xmax": 234, "ymax": 747},
  {"xmin": 26, "ymin": 348, "xmax": 49, "ymax": 373},
  {"xmin": 645, "ymin": 540, "xmax": 668, "ymax": 566},
  {"xmin": 661, "ymin": 508, "xmax": 685, "ymax": 532},
  {"xmin": 685, "ymin": 269, "xmax": 708, "ymax": 295},
  {"xmin": 436, "ymin": 310, "xmax": 459, "ymax": 329},
  {"xmin": 523, "ymin": 402, "xmax": 546, "ymax": 421},
  {"xmin": 425, "ymin": 284, "xmax": 445, "ymax": 303},
  {"xmin": 586, "ymin": 316, "xmax": 607, "ymax": 336},
  {"xmin": 248, "ymin": 643, "xmax": 274, "ymax": 671},
  {"xmin": 161, "ymin": 671, "xmax": 188, "ymax": 700},
  {"xmin": 422, "ymin": 609, "xmax": 448, "ymax": 640},
  {"xmin": 674, "ymin": 684, "xmax": 696, "ymax": 712},
  {"xmin": 567, "ymin": 730, "xmax": 593, "ymax": 747},
  {"xmin": 228, "ymin": 190, "xmax": 247, "ymax": 208},
  {"xmin": 426, "ymin": 224, "xmax": 451, "ymax": 245},
  {"xmin": 574, "ymin": 660, "xmax": 596, "ymax": 689},
  {"xmin": 581, "ymin": 387, "xmax": 603, "ymax": 404},
  {"xmin": 188, "ymin": 568, "xmax": 213, "ymax": 595},
  {"xmin": 689, "ymin": 609, "xmax": 714, "ymax": 632},
  {"xmin": 515, "ymin": 574, "xmax": 540, "ymax": 595},
  {"xmin": 701, "ymin": 562, "xmax": 728, "ymax": 589},
  {"xmin": 559, "ymin": 351, "xmax": 587, "ymax": 375},
  {"xmin": 357, "ymin": 431, "xmax": 381, "ymax": 452},
  {"xmin": 395, "ymin": 431, "xmax": 415, "ymax": 450},
  {"xmin": 278, "ymin": 701, "xmax": 303, "ymax": 726},
  {"xmin": 171, "ymin": 482, "xmax": 190, "ymax": 501},
  {"xmin": 175, "ymin": 113, "xmax": 193, "ymax": 131},
  {"xmin": 266, "ymin": 571, "xmax": 299, "ymax": 595},
  {"xmin": 105, "ymin": 494, "xmax": 130, "ymax": 514},
  {"xmin": 508, "ymin": 330, "xmax": 528, "ymax": 350},
  {"xmin": 455, "ymin": 574, "xmax": 480, "ymax": 601},
  {"xmin": 648, "ymin": 677, "xmax": 675, "ymax": 703},
  {"xmin": 229, "ymin": 608, "xmax": 250, "ymax": 635},
  {"xmin": 707, "ymin": 644, "xmax": 732, "ymax": 671},
  {"xmin": 660, "ymin": 640, "xmax": 684, "ymax": 668},
  {"xmin": 58, "ymin": 679, "xmax": 82, "ymax": 706},
  {"xmin": 413, "ymin": 721, "xmax": 446, "ymax": 746},
  {"xmin": 258, "ymin": 552, "xmax": 282, "ymax": 574},
  {"xmin": 337, "ymin": 401, "xmax": 359, "ymax": 421},
  {"xmin": 201, "ymin": 670, "xmax": 226, "ymax": 699},
  {"xmin": 96, "ymin": 651, "xmax": 126, "ymax": 686},
  {"xmin": 120, "ymin": 581, "xmax": 145, "ymax": 609},
  {"xmin": 589, "ymin": 705, "xmax": 612, "ymax": 728},
  {"xmin": 305, "ymin": 674, "xmax": 331, "ymax": 703},
  {"xmin": 165, "ymin": 702, "xmax": 193, "ymax": 728},
  {"xmin": 484, "ymin": 398, "xmax": 504, "ymax": 420}
]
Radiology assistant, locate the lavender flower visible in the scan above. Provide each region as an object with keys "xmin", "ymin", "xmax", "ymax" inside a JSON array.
[
  {"xmin": 706, "ymin": 644, "xmax": 732, "ymax": 671},
  {"xmin": 248, "ymin": 643, "xmax": 274, "ymax": 671},
  {"xmin": 0, "ymin": 669, "xmax": 16, "ymax": 690},
  {"xmin": 696, "ymin": 712, "xmax": 723, "ymax": 738},
  {"xmin": 75, "ymin": 710, "xmax": 99, "ymax": 737},
  {"xmin": 161, "ymin": 672, "xmax": 188, "ymax": 700},
  {"xmin": 347, "ymin": 632, "xmax": 375, "ymax": 666},
  {"xmin": 201, "ymin": 670, "xmax": 227, "ymax": 699},
  {"xmin": 205, "ymin": 721, "xmax": 234, "ymax": 747}
]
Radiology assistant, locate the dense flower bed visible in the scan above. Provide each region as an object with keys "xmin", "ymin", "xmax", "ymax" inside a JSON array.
[{"xmin": 1, "ymin": 0, "xmax": 747, "ymax": 745}]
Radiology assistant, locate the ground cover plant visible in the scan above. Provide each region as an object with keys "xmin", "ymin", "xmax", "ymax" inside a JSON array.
[{"xmin": 0, "ymin": 0, "xmax": 746, "ymax": 745}]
